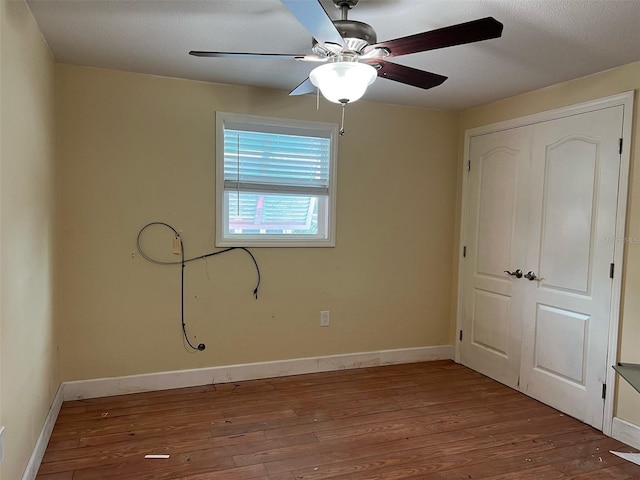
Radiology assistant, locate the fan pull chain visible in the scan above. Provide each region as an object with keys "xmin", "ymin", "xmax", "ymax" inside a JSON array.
[
  {"xmin": 316, "ymin": 88, "xmax": 320, "ymax": 110},
  {"xmin": 339, "ymin": 102, "xmax": 347, "ymax": 136}
]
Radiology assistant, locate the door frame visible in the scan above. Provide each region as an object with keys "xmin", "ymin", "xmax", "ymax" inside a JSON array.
[{"xmin": 456, "ymin": 91, "xmax": 635, "ymax": 436}]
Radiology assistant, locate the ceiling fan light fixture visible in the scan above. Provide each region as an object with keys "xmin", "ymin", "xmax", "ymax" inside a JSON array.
[{"xmin": 309, "ymin": 61, "xmax": 377, "ymax": 104}]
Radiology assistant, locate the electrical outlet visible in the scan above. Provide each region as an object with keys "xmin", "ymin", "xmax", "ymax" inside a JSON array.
[{"xmin": 320, "ymin": 311, "xmax": 330, "ymax": 327}]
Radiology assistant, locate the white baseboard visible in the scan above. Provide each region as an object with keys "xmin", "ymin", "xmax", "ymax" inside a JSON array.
[
  {"xmin": 63, "ymin": 345, "xmax": 455, "ymax": 400},
  {"xmin": 21, "ymin": 384, "xmax": 64, "ymax": 480},
  {"xmin": 612, "ymin": 416, "xmax": 640, "ymax": 450}
]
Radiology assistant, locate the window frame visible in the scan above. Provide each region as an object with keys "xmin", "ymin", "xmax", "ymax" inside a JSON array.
[{"xmin": 215, "ymin": 112, "xmax": 338, "ymax": 247}]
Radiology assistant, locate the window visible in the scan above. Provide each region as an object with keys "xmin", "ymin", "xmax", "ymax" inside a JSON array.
[{"xmin": 216, "ymin": 112, "xmax": 338, "ymax": 247}]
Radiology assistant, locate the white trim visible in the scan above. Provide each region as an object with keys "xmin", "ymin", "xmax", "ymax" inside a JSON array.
[
  {"xmin": 215, "ymin": 111, "xmax": 339, "ymax": 248},
  {"xmin": 462, "ymin": 91, "xmax": 634, "ymax": 137},
  {"xmin": 63, "ymin": 345, "xmax": 454, "ymax": 400},
  {"xmin": 455, "ymin": 128, "xmax": 473, "ymax": 364},
  {"xmin": 456, "ymin": 91, "xmax": 635, "ymax": 434},
  {"xmin": 612, "ymin": 417, "xmax": 640, "ymax": 450},
  {"xmin": 21, "ymin": 385, "xmax": 64, "ymax": 480},
  {"xmin": 0, "ymin": 426, "xmax": 4, "ymax": 463},
  {"xmin": 603, "ymin": 91, "xmax": 635, "ymax": 436}
]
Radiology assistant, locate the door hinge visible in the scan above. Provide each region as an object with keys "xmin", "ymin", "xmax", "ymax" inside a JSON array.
[
  {"xmin": 602, "ymin": 383, "xmax": 607, "ymax": 399},
  {"xmin": 619, "ymin": 138, "xmax": 623, "ymax": 154},
  {"xmin": 467, "ymin": 160, "xmax": 471, "ymax": 172},
  {"xmin": 463, "ymin": 246, "xmax": 467, "ymax": 258},
  {"xmin": 610, "ymin": 263, "xmax": 615, "ymax": 279},
  {"xmin": 459, "ymin": 330, "xmax": 463, "ymax": 341}
]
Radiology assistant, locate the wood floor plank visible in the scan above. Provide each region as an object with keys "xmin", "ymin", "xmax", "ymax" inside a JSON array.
[
  {"xmin": 262, "ymin": 429, "xmax": 476, "ymax": 476},
  {"xmin": 483, "ymin": 464, "xmax": 569, "ymax": 480},
  {"xmin": 35, "ymin": 361, "xmax": 640, "ymax": 480}
]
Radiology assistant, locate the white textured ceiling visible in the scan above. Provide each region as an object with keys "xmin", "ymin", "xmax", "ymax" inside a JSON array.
[{"xmin": 26, "ymin": 0, "xmax": 640, "ymax": 110}]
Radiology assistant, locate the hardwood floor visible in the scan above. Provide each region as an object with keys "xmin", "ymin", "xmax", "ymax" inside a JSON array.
[{"xmin": 36, "ymin": 361, "xmax": 640, "ymax": 479}]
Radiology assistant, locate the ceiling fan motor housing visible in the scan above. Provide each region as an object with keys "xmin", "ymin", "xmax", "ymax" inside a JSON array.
[{"xmin": 312, "ymin": 19, "xmax": 377, "ymax": 54}]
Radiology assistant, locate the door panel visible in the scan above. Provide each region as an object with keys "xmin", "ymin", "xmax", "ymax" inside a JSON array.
[
  {"xmin": 520, "ymin": 106, "xmax": 623, "ymax": 429},
  {"xmin": 460, "ymin": 128, "xmax": 531, "ymax": 387},
  {"xmin": 472, "ymin": 289, "xmax": 510, "ymax": 356},
  {"xmin": 534, "ymin": 304, "xmax": 589, "ymax": 384},
  {"xmin": 539, "ymin": 137, "xmax": 597, "ymax": 293},
  {"xmin": 476, "ymin": 150, "xmax": 517, "ymax": 276}
]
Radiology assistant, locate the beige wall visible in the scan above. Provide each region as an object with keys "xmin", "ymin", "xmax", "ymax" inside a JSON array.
[
  {"xmin": 457, "ymin": 61, "xmax": 640, "ymax": 426},
  {"xmin": 55, "ymin": 64, "xmax": 459, "ymax": 381},
  {"xmin": 8, "ymin": 1, "xmax": 639, "ymax": 473},
  {"xmin": 0, "ymin": 0, "xmax": 58, "ymax": 478}
]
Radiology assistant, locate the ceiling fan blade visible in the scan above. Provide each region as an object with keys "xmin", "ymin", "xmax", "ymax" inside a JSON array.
[
  {"xmin": 289, "ymin": 77, "xmax": 316, "ymax": 96},
  {"xmin": 367, "ymin": 17, "xmax": 503, "ymax": 57},
  {"xmin": 281, "ymin": 0, "xmax": 344, "ymax": 47},
  {"xmin": 189, "ymin": 51, "xmax": 304, "ymax": 60},
  {"xmin": 371, "ymin": 60, "xmax": 447, "ymax": 90}
]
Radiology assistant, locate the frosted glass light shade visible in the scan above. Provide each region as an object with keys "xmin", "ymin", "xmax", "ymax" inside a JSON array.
[{"xmin": 309, "ymin": 62, "xmax": 377, "ymax": 104}]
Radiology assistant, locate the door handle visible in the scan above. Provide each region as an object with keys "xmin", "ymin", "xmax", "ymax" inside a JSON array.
[
  {"xmin": 524, "ymin": 271, "xmax": 537, "ymax": 281},
  {"xmin": 504, "ymin": 269, "xmax": 523, "ymax": 278}
]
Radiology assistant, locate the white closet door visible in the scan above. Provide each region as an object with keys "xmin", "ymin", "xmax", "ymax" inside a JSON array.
[
  {"xmin": 518, "ymin": 106, "xmax": 624, "ymax": 429},
  {"xmin": 460, "ymin": 104, "xmax": 625, "ymax": 430},
  {"xmin": 460, "ymin": 127, "xmax": 531, "ymax": 388}
]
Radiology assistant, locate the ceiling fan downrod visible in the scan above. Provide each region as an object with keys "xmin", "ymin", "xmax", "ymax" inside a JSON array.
[{"xmin": 334, "ymin": 0, "xmax": 358, "ymax": 20}]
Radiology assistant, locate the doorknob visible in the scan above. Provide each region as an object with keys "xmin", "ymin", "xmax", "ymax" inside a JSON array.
[
  {"xmin": 524, "ymin": 271, "xmax": 537, "ymax": 281},
  {"xmin": 504, "ymin": 269, "xmax": 523, "ymax": 278}
]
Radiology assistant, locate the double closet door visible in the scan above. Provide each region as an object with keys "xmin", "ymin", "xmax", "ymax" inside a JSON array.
[{"xmin": 460, "ymin": 104, "xmax": 625, "ymax": 430}]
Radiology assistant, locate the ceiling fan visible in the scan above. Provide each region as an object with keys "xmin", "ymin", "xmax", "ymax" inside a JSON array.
[{"xmin": 190, "ymin": 0, "xmax": 503, "ymax": 104}]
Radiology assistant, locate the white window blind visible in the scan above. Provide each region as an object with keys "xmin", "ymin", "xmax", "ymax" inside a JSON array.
[
  {"xmin": 223, "ymin": 129, "xmax": 331, "ymax": 195},
  {"xmin": 216, "ymin": 112, "xmax": 338, "ymax": 247}
]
